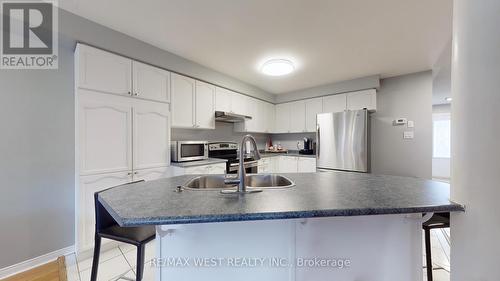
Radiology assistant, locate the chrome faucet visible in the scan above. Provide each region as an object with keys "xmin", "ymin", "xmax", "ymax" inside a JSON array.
[{"xmin": 221, "ymin": 134, "xmax": 262, "ymax": 194}]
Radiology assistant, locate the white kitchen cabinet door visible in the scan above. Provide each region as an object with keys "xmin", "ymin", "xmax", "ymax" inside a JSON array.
[
  {"xmin": 289, "ymin": 100, "xmax": 306, "ymax": 133},
  {"xmin": 78, "ymin": 90, "xmax": 132, "ymax": 175},
  {"xmin": 133, "ymin": 166, "xmax": 180, "ymax": 181},
  {"xmin": 277, "ymin": 156, "xmax": 298, "ymax": 173},
  {"xmin": 133, "ymin": 100, "xmax": 170, "ymax": 170},
  {"xmin": 322, "ymin": 93, "xmax": 347, "ymax": 113},
  {"xmin": 77, "ymin": 44, "xmax": 132, "ymax": 96},
  {"xmin": 132, "ymin": 61, "xmax": 170, "ymax": 103},
  {"xmin": 78, "ymin": 171, "xmax": 132, "ymax": 252},
  {"xmin": 274, "ymin": 103, "xmax": 291, "ymax": 133},
  {"xmin": 183, "ymin": 165, "xmax": 209, "ymax": 175},
  {"xmin": 195, "ymin": 81, "xmax": 216, "ymax": 129},
  {"xmin": 207, "ymin": 163, "xmax": 226, "ymax": 174},
  {"xmin": 215, "ymin": 87, "xmax": 232, "ymax": 112},
  {"xmin": 244, "ymin": 98, "xmax": 259, "ymax": 132},
  {"xmin": 346, "ymin": 89, "xmax": 377, "ymax": 111},
  {"xmin": 297, "ymin": 157, "xmax": 317, "ymax": 172},
  {"xmin": 305, "ymin": 98, "xmax": 323, "ymax": 132},
  {"xmin": 264, "ymin": 102, "xmax": 275, "ymax": 133},
  {"xmin": 231, "ymin": 93, "xmax": 250, "ymax": 116},
  {"xmin": 171, "ymin": 73, "xmax": 195, "ymax": 128}
]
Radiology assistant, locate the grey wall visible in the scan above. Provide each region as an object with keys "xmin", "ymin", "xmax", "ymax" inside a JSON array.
[
  {"xmin": 432, "ymin": 40, "xmax": 452, "ymax": 105},
  {"xmin": 275, "ymin": 75, "xmax": 380, "ymax": 103},
  {"xmin": 371, "ymin": 71, "xmax": 433, "ymax": 179},
  {"xmin": 0, "ymin": 9, "xmax": 273, "ymax": 269}
]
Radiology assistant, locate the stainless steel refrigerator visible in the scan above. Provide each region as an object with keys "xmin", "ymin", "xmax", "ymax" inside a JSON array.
[{"xmin": 316, "ymin": 110, "xmax": 369, "ymax": 172}]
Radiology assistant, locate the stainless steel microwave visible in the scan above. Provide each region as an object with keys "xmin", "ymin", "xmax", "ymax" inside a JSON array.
[{"xmin": 171, "ymin": 141, "xmax": 209, "ymax": 162}]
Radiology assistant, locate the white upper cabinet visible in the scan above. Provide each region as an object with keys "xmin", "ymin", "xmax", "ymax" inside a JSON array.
[
  {"xmin": 133, "ymin": 100, "xmax": 170, "ymax": 170},
  {"xmin": 289, "ymin": 101, "xmax": 306, "ymax": 133},
  {"xmin": 263, "ymin": 101, "xmax": 275, "ymax": 133},
  {"xmin": 305, "ymin": 98, "xmax": 323, "ymax": 132},
  {"xmin": 78, "ymin": 90, "xmax": 132, "ymax": 175},
  {"xmin": 231, "ymin": 93, "xmax": 250, "ymax": 116},
  {"xmin": 171, "ymin": 73, "xmax": 196, "ymax": 128},
  {"xmin": 275, "ymin": 103, "xmax": 291, "ymax": 133},
  {"xmin": 346, "ymin": 89, "xmax": 377, "ymax": 111},
  {"xmin": 132, "ymin": 61, "xmax": 170, "ymax": 103},
  {"xmin": 322, "ymin": 93, "xmax": 347, "ymax": 113},
  {"xmin": 195, "ymin": 81, "xmax": 216, "ymax": 129},
  {"xmin": 215, "ymin": 87, "xmax": 232, "ymax": 112},
  {"xmin": 77, "ymin": 44, "xmax": 132, "ymax": 96}
]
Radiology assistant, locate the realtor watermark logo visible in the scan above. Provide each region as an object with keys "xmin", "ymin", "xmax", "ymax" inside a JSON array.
[{"xmin": 1, "ymin": 0, "xmax": 58, "ymax": 69}]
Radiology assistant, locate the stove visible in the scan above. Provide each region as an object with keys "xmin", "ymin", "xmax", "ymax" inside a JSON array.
[{"xmin": 208, "ymin": 142, "xmax": 258, "ymax": 174}]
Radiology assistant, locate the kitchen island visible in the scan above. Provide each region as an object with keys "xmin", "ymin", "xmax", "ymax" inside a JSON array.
[{"xmin": 98, "ymin": 171, "xmax": 463, "ymax": 281}]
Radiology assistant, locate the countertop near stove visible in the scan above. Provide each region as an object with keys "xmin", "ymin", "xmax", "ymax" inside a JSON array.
[
  {"xmin": 98, "ymin": 171, "xmax": 464, "ymax": 226},
  {"xmin": 170, "ymin": 158, "xmax": 227, "ymax": 167},
  {"xmin": 259, "ymin": 150, "xmax": 316, "ymax": 158}
]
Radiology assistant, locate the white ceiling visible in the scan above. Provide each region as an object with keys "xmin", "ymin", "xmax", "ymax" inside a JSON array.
[{"xmin": 60, "ymin": 0, "xmax": 452, "ymax": 94}]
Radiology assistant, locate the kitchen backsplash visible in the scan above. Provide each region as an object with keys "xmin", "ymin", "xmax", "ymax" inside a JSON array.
[
  {"xmin": 270, "ymin": 133, "xmax": 316, "ymax": 150},
  {"xmin": 172, "ymin": 122, "xmax": 269, "ymax": 148},
  {"xmin": 172, "ymin": 122, "xmax": 315, "ymax": 151}
]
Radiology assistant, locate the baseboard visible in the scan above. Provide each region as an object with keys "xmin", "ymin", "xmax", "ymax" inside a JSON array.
[{"xmin": 0, "ymin": 245, "xmax": 75, "ymax": 279}]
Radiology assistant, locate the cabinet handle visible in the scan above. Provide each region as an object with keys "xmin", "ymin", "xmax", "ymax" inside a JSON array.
[
  {"xmin": 134, "ymin": 92, "xmax": 139, "ymax": 96},
  {"xmin": 127, "ymin": 91, "xmax": 131, "ymax": 95},
  {"xmin": 127, "ymin": 172, "xmax": 132, "ymax": 175},
  {"xmin": 134, "ymin": 171, "xmax": 138, "ymax": 175}
]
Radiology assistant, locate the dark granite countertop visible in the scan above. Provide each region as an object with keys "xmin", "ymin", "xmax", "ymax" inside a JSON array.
[{"xmin": 98, "ymin": 171, "xmax": 464, "ymax": 227}]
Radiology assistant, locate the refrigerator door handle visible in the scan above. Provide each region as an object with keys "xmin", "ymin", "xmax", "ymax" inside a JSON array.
[{"xmin": 316, "ymin": 123, "xmax": 320, "ymax": 158}]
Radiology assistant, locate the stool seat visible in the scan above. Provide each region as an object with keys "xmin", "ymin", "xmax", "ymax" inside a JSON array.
[
  {"xmin": 100, "ymin": 225, "xmax": 156, "ymax": 246},
  {"xmin": 91, "ymin": 180, "xmax": 155, "ymax": 281}
]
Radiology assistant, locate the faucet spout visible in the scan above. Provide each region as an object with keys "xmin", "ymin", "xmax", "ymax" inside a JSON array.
[{"xmin": 221, "ymin": 134, "xmax": 262, "ymax": 194}]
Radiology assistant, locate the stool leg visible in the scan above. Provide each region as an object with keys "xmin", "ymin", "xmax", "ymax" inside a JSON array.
[
  {"xmin": 424, "ymin": 228, "xmax": 433, "ymax": 281},
  {"xmin": 136, "ymin": 244, "xmax": 146, "ymax": 281},
  {"xmin": 90, "ymin": 234, "xmax": 101, "ymax": 281}
]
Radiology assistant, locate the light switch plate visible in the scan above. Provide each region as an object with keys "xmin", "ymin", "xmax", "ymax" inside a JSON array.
[
  {"xmin": 407, "ymin": 120, "xmax": 414, "ymax": 128},
  {"xmin": 403, "ymin": 131, "xmax": 414, "ymax": 139}
]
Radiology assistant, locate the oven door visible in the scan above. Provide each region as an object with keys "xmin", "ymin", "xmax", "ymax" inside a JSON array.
[
  {"xmin": 174, "ymin": 141, "xmax": 208, "ymax": 162},
  {"xmin": 228, "ymin": 160, "xmax": 258, "ymax": 174}
]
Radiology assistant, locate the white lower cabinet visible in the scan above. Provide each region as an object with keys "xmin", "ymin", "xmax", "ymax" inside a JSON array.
[
  {"xmin": 297, "ymin": 157, "xmax": 317, "ymax": 172},
  {"xmin": 78, "ymin": 171, "xmax": 132, "ymax": 252},
  {"xmin": 133, "ymin": 166, "xmax": 180, "ymax": 181},
  {"xmin": 182, "ymin": 163, "xmax": 227, "ymax": 175},
  {"xmin": 258, "ymin": 156, "xmax": 316, "ymax": 173},
  {"xmin": 277, "ymin": 156, "xmax": 299, "ymax": 173}
]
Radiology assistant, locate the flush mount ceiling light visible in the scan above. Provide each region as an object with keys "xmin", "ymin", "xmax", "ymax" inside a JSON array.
[
  {"xmin": 260, "ymin": 59, "xmax": 295, "ymax": 76},
  {"xmin": 445, "ymin": 97, "xmax": 453, "ymax": 102}
]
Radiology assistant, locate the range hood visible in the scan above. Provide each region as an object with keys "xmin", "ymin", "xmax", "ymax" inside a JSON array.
[{"xmin": 215, "ymin": 111, "xmax": 252, "ymax": 123}]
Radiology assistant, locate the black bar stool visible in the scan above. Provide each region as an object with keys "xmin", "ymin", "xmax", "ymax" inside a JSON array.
[
  {"xmin": 423, "ymin": 212, "xmax": 450, "ymax": 281},
  {"xmin": 91, "ymin": 180, "xmax": 156, "ymax": 281}
]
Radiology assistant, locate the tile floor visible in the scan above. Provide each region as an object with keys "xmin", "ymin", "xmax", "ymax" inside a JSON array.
[
  {"xmin": 65, "ymin": 240, "xmax": 156, "ymax": 281},
  {"xmin": 66, "ymin": 229, "xmax": 451, "ymax": 281}
]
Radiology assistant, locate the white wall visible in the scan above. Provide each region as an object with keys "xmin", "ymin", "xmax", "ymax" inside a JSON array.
[
  {"xmin": 450, "ymin": 0, "xmax": 500, "ymax": 280},
  {"xmin": 432, "ymin": 104, "xmax": 451, "ymax": 179},
  {"xmin": 371, "ymin": 71, "xmax": 433, "ymax": 179}
]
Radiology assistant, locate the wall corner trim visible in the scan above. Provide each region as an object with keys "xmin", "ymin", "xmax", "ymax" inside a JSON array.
[{"xmin": 0, "ymin": 245, "xmax": 75, "ymax": 279}]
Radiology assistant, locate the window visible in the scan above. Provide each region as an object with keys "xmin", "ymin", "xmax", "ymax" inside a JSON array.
[{"xmin": 433, "ymin": 113, "xmax": 451, "ymax": 158}]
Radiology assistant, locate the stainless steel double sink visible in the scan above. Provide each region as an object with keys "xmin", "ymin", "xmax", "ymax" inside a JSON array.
[{"xmin": 183, "ymin": 174, "xmax": 295, "ymax": 190}]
